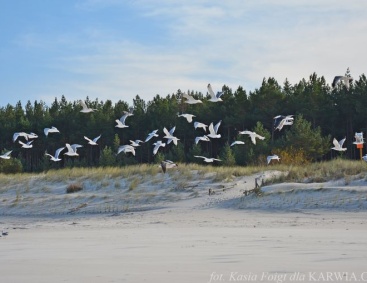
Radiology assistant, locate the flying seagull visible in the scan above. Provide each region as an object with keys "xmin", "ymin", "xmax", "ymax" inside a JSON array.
[
  {"xmin": 182, "ymin": 93, "xmax": 203, "ymax": 104},
  {"xmin": 207, "ymin": 120, "xmax": 222, "ymax": 139},
  {"xmin": 84, "ymin": 135, "xmax": 101, "ymax": 145},
  {"xmin": 195, "ymin": 135, "xmax": 210, "ymax": 144},
  {"xmin": 230, "ymin": 141, "xmax": 245, "ymax": 147},
  {"xmin": 130, "ymin": 140, "xmax": 144, "ymax": 147},
  {"xmin": 194, "ymin": 122, "xmax": 208, "ymax": 132},
  {"xmin": 0, "ymin": 150, "xmax": 12, "ymax": 159},
  {"xmin": 332, "ymin": 76, "xmax": 353, "ymax": 89},
  {"xmin": 64, "ymin": 143, "xmax": 82, "ymax": 156},
  {"xmin": 331, "ymin": 137, "xmax": 347, "ymax": 151},
  {"xmin": 177, "ymin": 113, "xmax": 196, "ymax": 123},
  {"xmin": 194, "ymin": 156, "xmax": 221, "ymax": 163},
  {"xmin": 239, "ymin": 130, "xmax": 265, "ymax": 145},
  {"xmin": 274, "ymin": 115, "xmax": 294, "ymax": 131},
  {"xmin": 117, "ymin": 145, "xmax": 136, "ymax": 156},
  {"xmin": 13, "ymin": 132, "xmax": 38, "ymax": 142},
  {"xmin": 207, "ymin": 83, "xmax": 223, "ymax": 102},
  {"xmin": 80, "ymin": 100, "xmax": 97, "ymax": 113},
  {"xmin": 153, "ymin": 140, "xmax": 166, "ymax": 155},
  {"xmin": 19, "ymin": 140, "xmax": 33, "ymax": 149},
  {"xmin": 45, "ymin": 147, "xmax": 65, "ymax": 162},
  {"xmin": 267, "ymin": 154, "xmax": 280, "ymax": 164},
  {"xmin": 115, "ymin": 111, "xmax": 133, "ymax": 128},
  {"xmin": 145, "ymin": 130, "xmax": 159, "ymax": 142},
  {"xmin": 44, "ymin": 126, "xmax": 60, "ymax": 137},
  {"xmin": 163, "ymin": 126, "xmax": 179, "ymax": 145},
  {"xmin": 160, "ymin": 160, "xmax": 178, "ymax": 173}
]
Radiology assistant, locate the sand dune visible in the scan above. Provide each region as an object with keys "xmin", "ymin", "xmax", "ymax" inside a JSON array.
[{"xmin": 1, "ymin": 169, "xmax": 367, "ymax": 282}]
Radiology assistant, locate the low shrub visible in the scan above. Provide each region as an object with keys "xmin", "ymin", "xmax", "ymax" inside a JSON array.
[{"xmin": 66, "ymin": 183, "xmax": 83, "ymax": 194}]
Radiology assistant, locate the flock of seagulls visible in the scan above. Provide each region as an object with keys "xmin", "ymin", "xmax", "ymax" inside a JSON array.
[{"xmin": 0, "ymin": 76, "xmax": 359, "ymax": 170}]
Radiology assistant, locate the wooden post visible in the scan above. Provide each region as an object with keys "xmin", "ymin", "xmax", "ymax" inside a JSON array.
[{"xmin": 357, "ymin": 143, "xmax": 363, "ymax": 160}]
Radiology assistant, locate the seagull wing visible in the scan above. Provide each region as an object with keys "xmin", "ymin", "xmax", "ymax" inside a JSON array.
[
  {"xmin": 80, "ymin": 100, "xmax": 88, "ymax": 110},
  {"xmin": 93, "ymin": 135, "xmax": 101, "ymax": 143},
  {"xmin": 84, "ymin": 136, "xmax": 93, "ymax": 143},
  {"xmin": 332, "ymin": 138, "xmax": 340, "ymax": 148},
  {"xmin": 339, "ymin": 138, "xmax": 346, "ymax": 147},
  {"xmin": 194, "ymin": 155, "xmax": 205, "ymax": 159},
  {"xmin": 163, "ymin": 127, "xmax": 171, "ymax": 137},
  {"xmin": 239, "ymin": 130, "xmax": 252, "ymax": 135},
  {"xmin": 208, "ymin": 123, "xmax": 215, "ymax": 135},
  {"xmin": 182, "ymin": 92, "xmax": 193, "ymax": 102},
  {"xmin": 160, "ymin": 161, "xmax": 167, "ymax": 173},
  {"xmin": 119, "ymin": 114, "xmax": 128, "ymax": 124},
  {"xmin": 207, "ymin": 83, "xmax": 216, "ymax": 99},
  {"xmin": 267, "ymin": 156, "xmax": 272, "ymax": 164},
  {"xmin": 169, "ymin": 126, "xmax": 176, "ymax": 135},
  {"xmin": 55, "ymin": 147, "xmax": 65, "ymax": 158},
  {"xmin": 213, "ymin": 120, "xmax": 222, "ymax": 134},
  {"xmin": 65, "ymin": 143, "xmax": 74, "ymax": 153}
]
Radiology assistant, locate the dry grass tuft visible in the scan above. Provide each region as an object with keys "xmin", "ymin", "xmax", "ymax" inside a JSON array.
[{"xmin": 66, "ymin": 183, "xmax": 83, "ymax": 194}]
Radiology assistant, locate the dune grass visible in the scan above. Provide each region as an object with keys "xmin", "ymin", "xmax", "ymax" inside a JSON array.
[{"xmin": 0, "ymin": 158, "xmax": 366, "ymax": 185}]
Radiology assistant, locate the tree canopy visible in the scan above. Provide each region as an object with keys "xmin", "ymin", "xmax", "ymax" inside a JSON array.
[{"xmin": 0, "ymin": 71, "xmax": 365, "ymax": 173}]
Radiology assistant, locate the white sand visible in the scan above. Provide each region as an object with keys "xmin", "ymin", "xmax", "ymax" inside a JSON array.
[{"xmin": 1, "ymin": 170, "xmax": 367, "ymax": 282}]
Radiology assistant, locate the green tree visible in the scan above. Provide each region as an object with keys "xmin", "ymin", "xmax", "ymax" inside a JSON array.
[
  {"xmin": 277, "ymin": 114, "xmax": 330, "ymax": 161},
  {"xmin": 219, "ymin": 142, "xmax": 236, "ymax": 166},
  {"xmin": 99, "ymin": 146, "xmax": 117, "ymax": 167}
]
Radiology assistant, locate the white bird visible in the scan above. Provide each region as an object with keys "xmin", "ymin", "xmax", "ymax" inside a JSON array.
[
  {"xmin": 163, "ymin": 126, "xmax": 180, "ymax": 145},
  {"xmin": 194, "ymin": 122, "xmax": 208, "ymax": 132},
  {"xmin": 194, "ymin": 156, "xmax": 221, "ymax": 163},
  {"xmin": 239, "ymin": 130, "xmax": 265, "ymax": 145},
  {"xmin": 13, "ymin": 132, "xmax": 28, "ymax": 142},
  {"xmin": 195, "ymin": 135, "xmax": 210, "ymax": 144},
  {"xmin": 2, "ymin": 230, "xmax": 8, "ymax": 237},
  {"xmin": 145, "ymin": 130, "xmax": 159, "ymax": 142},
  {"xmin": 27, "ymin": 132, "xmax": 38, "ymax": 139},
  {"xmin": 115, "ymin": 111, "xmax": 133, "ymax": 128},
  {"xmin": 80, "ymin": 100, "xmax": 97, "ymax": 113},
  {"xmin": 362, "ymin": 154, "xmax": 367, "ymax": 162},
  {"xmin": 207, "ymin": 120, "xmax": 222, "ymax": 139},
  {"xmin": 230, "ymin": 141, "xmax": 245, "ymax": 147},
  {"xmin": 267, "ymin": 154, "xmax": 280, "ymax": 164},
  {"xmin": 274, "ymin": 115, "xmax": 294, "ymax": 131},
  {"xmin": 12, "ymin": 132, "xmax": 37, "ymax": 142},
  {"xmin": 177, "ymin": 113, "xmax": 196, "ymax": 123},
  {"xmin": 332, "ymin": 137, "xmax": 347, "ymax": 151},
  {"xmin": 44, "ymin": 126, "xmax": 60, "ymax": 137},
  {"xmin": 130, "ymin": 140, "xmax": 144, "ymax": 147},
  {"xmin": 19, "ymin": 140, "xmax": 33, "ymax": 149},
  {"xmin": 153, "ymin": 140, "xmax": 166, "ymax": 155},
  {"xmin": 207, "ymin": 83, "xmax": 223, "ymax": 102},
  {"xmin": 84, "ymin": 135, "xmax": 101, "ymax": 145},
  {"xmin": 160, "ymin": 160, "xmax": 178, "ymax": 173},
  {"xmin": 64, "ymin": 143, "xmax": 82, "ymax": 156},
  {"xmin": 0, "ymin": 150, "xmax": 12, "ymax": 159},
  {"xmin": 117, "ymin": 145, "xmax": 136, "ymax": 156},
  {"xmin": 182, "ymin": 93, "xmax": 203, "ymax": 104},
  {"xmin": 45, "ymin": 147, "xmax": 65, "ymax": 162},
  {"xmin": 332, "ymin": 76, "xmax": 353, "ymax": 89}
]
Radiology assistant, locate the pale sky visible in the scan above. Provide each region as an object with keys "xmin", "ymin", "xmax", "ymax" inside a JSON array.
[{"xmin": 0, "ymin": 0, "xmax": 366, "ymax": 107}]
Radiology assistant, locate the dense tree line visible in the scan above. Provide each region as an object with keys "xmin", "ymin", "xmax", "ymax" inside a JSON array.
[{"xmin": 0, "ymin": 71, "xmax": 366, "ymax": 173}]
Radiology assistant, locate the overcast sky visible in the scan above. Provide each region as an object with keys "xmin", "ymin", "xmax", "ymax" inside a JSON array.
[{"xmin": 0, "ymin": 0, "xmax": 366, "ymax": 107}]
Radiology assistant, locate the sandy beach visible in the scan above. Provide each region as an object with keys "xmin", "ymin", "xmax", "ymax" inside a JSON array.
[{"xmin": 1, "ymin": 170, "xmax": 367, "ymax": 283}]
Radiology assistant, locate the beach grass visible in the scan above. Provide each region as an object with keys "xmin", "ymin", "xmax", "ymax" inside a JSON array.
[{"xmin": 0, "ymin": 158, "xmax": 366, "ymax": 186}]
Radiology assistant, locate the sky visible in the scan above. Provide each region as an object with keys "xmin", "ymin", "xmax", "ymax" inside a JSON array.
[{"xmin": 0, "ymin": 0, "xmax": 366, "ymax": 107}]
